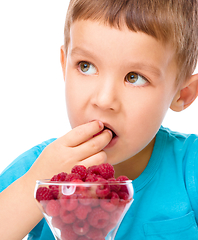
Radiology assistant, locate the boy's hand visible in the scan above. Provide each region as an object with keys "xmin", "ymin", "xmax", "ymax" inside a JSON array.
[{"xmin": 28, "ymin": 120, "xmax": 112, "ymax": 180}]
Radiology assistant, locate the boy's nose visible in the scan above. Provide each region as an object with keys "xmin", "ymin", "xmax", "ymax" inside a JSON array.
[{"xmin": 91, "ymin": 80, "xmax": 121, "ymax": 112}]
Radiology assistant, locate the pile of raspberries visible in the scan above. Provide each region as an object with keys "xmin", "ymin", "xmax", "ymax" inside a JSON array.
[{"xmin": 36, "ymin": 163, "xmax": 132, "ymax": 240}]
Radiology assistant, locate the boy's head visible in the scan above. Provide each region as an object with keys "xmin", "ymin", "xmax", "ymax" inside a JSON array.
[
  {"xmin": 64, "ymin": 0, "xmax": 198, "ymax": 85},
  {"xmin": 60, "ymin": 0, "xmax": 198, "ymax": 173}
]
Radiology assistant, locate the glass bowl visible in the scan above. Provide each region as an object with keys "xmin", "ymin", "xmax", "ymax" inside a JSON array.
[{"xmin": 34, "ymin": 179, "xmax": 134, "ymax": 240}]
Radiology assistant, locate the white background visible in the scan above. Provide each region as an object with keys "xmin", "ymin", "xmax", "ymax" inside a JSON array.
[
  {"xmin": 0, "ymin": 2, "xmax": 198, "ymax": 238},
  {"xmin": 0, "ymin": 0, "xmax": 71, "ymax": 175}
]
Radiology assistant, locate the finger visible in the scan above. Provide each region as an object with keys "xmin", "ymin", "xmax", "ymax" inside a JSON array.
[
  {"xmin": 59, "ymin": 120, "xmax": 104, "ymax": 147},
  {"xmin": 77, "ymin": 150, "xmax": 107, "ymax": 168},
  {"xmin": 72, "ymin": 129, "xmax": 112, "ymax": 160}
]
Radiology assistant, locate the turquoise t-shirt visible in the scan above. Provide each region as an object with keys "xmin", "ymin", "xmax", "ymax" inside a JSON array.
[{"xmin": 1, "ymin": 126, "xmax": 198, "ymax": 239}]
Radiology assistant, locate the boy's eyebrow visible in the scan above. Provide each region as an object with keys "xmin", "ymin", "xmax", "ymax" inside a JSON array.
[
  {"xmin": 70, "ymin": 47, "xmax": 94, "ymax": 59},
  {"xmin": 71, "ymin": 47, "xmax": 162, "ymax": 78}
]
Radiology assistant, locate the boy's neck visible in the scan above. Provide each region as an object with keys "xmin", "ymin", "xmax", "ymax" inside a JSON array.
[{"xmin": 113, "ymin": 137, "xmax": 156, "ymax": 180}]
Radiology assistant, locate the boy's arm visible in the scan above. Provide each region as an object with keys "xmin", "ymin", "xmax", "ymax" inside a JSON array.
[
  {"xmin": 0, "ymin": 173, "xmax": 43, "ymax": 239},
  {"xmin": 0, "ymin": 121, "xmax": 112, "ymax": 239}
]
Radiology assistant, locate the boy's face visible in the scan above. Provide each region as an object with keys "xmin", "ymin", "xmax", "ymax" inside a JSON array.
[{"xmin": 62, "ymin": 20, "xmax": 178, "ymax": 165}]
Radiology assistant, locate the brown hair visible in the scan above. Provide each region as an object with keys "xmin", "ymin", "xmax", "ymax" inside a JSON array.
[{"xmin": 64, "ymin": 0, "xmax": 198, "ymax": 84}]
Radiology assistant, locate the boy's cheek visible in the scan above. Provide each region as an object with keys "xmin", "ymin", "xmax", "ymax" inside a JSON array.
[{"xmin": 66, "ymin": 108, "xmax": 87, "ymax": 130}]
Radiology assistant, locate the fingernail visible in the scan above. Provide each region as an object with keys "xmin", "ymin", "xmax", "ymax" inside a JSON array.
[
  {"xmin": 107, "ymin": 130, "xmax": 113, "ymax": 137},
  {"xmin": 98, "ymin": 121, "xmax": 104, "ymax": 129}
]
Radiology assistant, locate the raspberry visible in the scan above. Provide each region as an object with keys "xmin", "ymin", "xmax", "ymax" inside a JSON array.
[
  {"xmin": 88, "ymin": 207, "xmax": 110, "ymax": 229},
  {"xmin": 78, "ymin": 194, "xmax": 92, "ymax": 206},
  {"xmin": 77, "ymin": 237, "xmax": 89, "ymax": 240},
  {"xmin": 45, "ymin": 199, "xmax": 60, "ymax": 217},
  {"xmin": 72, "ymin": 179, "xmax": 87, "ymax": 192},
  {"xmin": 110, "ymin": 205, "xmax": 125, "ymax": 224},
  {"xmin": 100, "ymin": 192, "xmax": 119, "ymax": 212},
  {"xmin": 86, "ymin": 163, "xmax": 115, "ymax": 182},
  {"xmin": 96, "ymin": 180, "xmax": 110, "ymax": 198},
  {"xmin": 49, "ymin": 185, "xmax": 60, "ymax": 199},
  {"xmin": 60, "ymin": 209, "xmax": 76, "ymax": 224},
  {"xmin": 74, "ymin": 204, "xmax": 92, "ymax": 220},
  {"xmin": 91, "ymin": 197, "xmax": 100, "ymax": 207},
  {"xmin": 65, "ymin": 173, "xmax": 82, "ymax": 182},
  {"xmin": 116, "ymin": 175, "xmax": 129, "ymax": 193},
  {"xmin": 60, "ymin": 194, "xmax": 78, "ymax": 211},
  {"xmin": 85, "ymin": 173, "xmax": 100, "ymax": 182},
  {"xmin": 51, "ymin": 216, "xmax": 65, "ymax": 230},
  {"xmin": 61, "ymin": 225, "xmax": 78, "ymax": 240},
  {"xmin": 100, "ymin": 199, "xmax": 117, "ymax": 212},
  {"xmin": 107, "ymin": 191, "xmax": 120, "ymax": 205},
  {"xmin": 72, "ymin": 179, "xmax": 84, "ymax": 183},
  {"xmin": 72, "ymin": 219, "xmax": 90, "ymax": 236},
  {"xmin": 49, "ymin": 172, "xmax": 68, "ymax": 198},
  {"xmin": 87, "ymin": 165, "xmax": 100, "ymax": 176},
  {"xmin": 96, "ymin": 176, "xmax": 107, "ymax": 182},
  {"xmin": 108, "ymin": 178, "xmax": 121, "ymax": 192},
  {"xmin": 118, "ymin": 191, "xmax": 129, "ymax": 201},
  {"xmin": 116, "ymin": 175, "xmax": 129, "ymax": 181},
  {"xmin": 98, "ymin": 163, "xmax": 115, "ymax": 180},
  {"xmin": 36, "ymin": 187, "xmax": 53, "ymax": 202},
  {"xmin": 50, "ymin": 172, "xmax": 67, "ymax": 181},
  {"xmin": 71, "ymin": 165, "xmax": 87, "ymax": 181},
  {"xmin": 86, "ymin": 227, "xmax": 104, "ymax": 239}
]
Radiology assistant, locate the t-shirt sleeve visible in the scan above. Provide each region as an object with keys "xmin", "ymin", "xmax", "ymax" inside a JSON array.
[
  {"xmin": 185, "ymin": 136, "xmax": 198, "ymax": 224},
  {"xmin": 0, "ymin": 138, "xmax": 56, "ymax": 193}
]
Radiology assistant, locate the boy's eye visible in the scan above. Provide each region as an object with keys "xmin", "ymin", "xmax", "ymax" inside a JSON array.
[
  {"xmin": 125, "ymin": 72, "xmax": 148, "ymax": 86},
  {"xmin": 78, "ymin": 61, "xmax": 97, "ymax": 75}
]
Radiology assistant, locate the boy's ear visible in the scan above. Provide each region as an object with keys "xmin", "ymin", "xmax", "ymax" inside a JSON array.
[
  {"xmin": 60, "ymin": 45, "xmax": 66, "ymax": 80},
  {"xmin": 170, "ymin": 73, "xmax": 198, "ymax": 112}
]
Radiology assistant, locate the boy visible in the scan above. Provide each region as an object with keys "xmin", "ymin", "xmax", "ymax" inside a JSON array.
[{"xmin": 1, "ymin": 0, "xmax": 198, "ymax": 239}]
